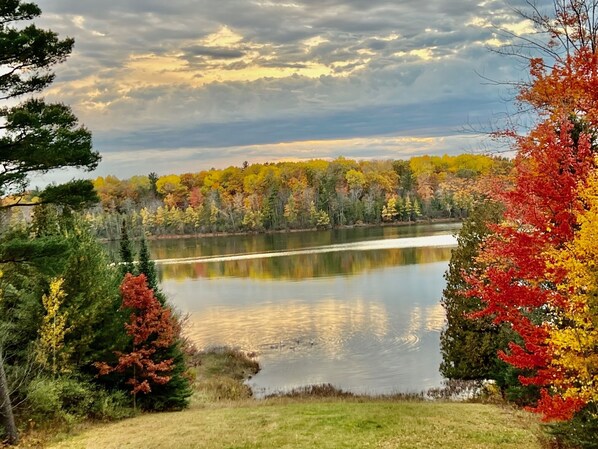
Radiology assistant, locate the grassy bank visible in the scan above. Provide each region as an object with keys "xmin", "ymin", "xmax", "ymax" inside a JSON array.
[
  {"xmin": 15, "ymin": 349, "xmax": 544, "ymax": 448},
  {"xmin": 45, "ymin": 400, "xmax": 541, "ymax": 449}
]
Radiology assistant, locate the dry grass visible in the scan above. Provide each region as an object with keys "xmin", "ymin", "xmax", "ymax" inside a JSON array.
[
  {"xmin": 188, "ymin": 346, "xmax": 260, "ymax": 402},
  {"xmin": 44, "ymin": 400, "xmax": 543, "ymax": 449}
]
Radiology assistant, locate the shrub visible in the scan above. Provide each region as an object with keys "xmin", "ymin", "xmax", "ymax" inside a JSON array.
[
  {"xmin": 25, "ymin": 376, "xmax": 133, "ymax": 426},
  {"xmin": 547, "ymin": 404, "xmax": 598, "ymax": 449}
]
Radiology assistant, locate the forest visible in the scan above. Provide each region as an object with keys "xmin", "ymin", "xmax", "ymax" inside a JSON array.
[{"xmin": 83, "ymin": 154, "xmax": 507, "ymax": 239}]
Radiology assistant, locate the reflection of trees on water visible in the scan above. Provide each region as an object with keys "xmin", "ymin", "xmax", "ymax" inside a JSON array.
[
  {"xmin": 143, "ymin": 223, "xmax": 460, "ymax": 261},
  {"xmin": 158, "ymin": 246, "xmax": 452, "ymax": 281}
]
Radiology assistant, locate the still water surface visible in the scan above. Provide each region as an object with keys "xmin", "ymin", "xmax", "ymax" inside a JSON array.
[{"xmin": 154, "ymin": 223, "xmax": 460, "ymax": 397}]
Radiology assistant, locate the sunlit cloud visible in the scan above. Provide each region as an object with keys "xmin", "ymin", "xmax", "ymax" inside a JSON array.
[{"xmin": 31, "ymin": 0, "xmax": 535, "ymax": 179}]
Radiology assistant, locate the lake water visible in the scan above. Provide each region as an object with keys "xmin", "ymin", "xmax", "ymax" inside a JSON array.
[{"xmin": 153, "ymin": 222, "xmax": 460, "ymax": 397}]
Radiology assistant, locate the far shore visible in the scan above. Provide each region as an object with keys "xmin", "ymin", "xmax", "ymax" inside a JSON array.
[{"xmin": 103, "ymin": 217, "xmax": 462, "ymax": 242}]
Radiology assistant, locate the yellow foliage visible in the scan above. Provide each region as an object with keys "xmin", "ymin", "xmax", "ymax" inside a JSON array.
[
  {"xmin": 549, "ymin": 166, "xmax": 598, "ymax": 404},
  {"xmin": 37, "ymin": 277, "xmax": 70, "ymax": 375}
]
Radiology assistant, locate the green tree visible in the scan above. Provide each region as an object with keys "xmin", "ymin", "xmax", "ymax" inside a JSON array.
[
  {"xmin": 148, "ymin": 172, "xmax": 159, "ymax": 198},
  {"xmin": 135, "ymin": 238, "xmax": 191, "ymax": 410},
  {"xmin": 59, "ymin": 218, "xmax": 124, "ymax": 371},
  {"xmin": 119, "ymin": 219, "xmax": 136, "ymax": 277},
  {"xmin": 440, "ymin": 199, "xmax": 509, "ymax": 380},
  {"xmin": 0, "ymin": 2, "xmax": 100, "ymax": 442},
  {"xmin": 138, "ymin": 237, "xmax": 157, "ymax": 293}
]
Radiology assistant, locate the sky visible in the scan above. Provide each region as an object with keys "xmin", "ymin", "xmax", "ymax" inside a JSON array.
[{"xmin": 32, "ymin": 0, "xmax": 546, "ymax": 180}]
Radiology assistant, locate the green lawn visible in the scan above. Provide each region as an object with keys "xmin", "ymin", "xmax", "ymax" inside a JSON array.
[{"xmin": 46, "ymin": 399, "xmax": 542, "ymax": 449}]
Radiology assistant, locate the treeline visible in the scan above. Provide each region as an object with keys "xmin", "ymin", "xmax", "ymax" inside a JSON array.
[{"xmin": 88, "ymin": 154, "xmax": 510, "ymax": 239}]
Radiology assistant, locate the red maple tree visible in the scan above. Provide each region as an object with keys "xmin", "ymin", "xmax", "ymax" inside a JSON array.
[{"xmin": 466, "ymin": 42, "xmax": 598, "ymax": 420}]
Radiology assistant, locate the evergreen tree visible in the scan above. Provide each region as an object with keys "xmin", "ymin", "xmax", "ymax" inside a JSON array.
[
  {"xmin": 0, "ymin": 1, "xmax": 100, "ymax": 440},
  {"xmin": 135, "ymin": 240, "xmax": 192, "ymax": 410},
  {"xmin": 119, "ymin": 219, "xmax": 136, "ymax": 277},
  {"xmin": 148, "ymin": 172, "xmax": 159, "ymax": 199},
  {"xmin": 138, "ymin": 237, "xmax": 157, "ymax": 293},
  {"xmin": 440, "ymin": 199, "xmax": 509, "ymax": 380},
  {"xmin": 59, "ymin": 218, "xmax": 125, "ymax": 371}
]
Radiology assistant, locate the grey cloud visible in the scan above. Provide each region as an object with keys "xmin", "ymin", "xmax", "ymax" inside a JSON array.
[
  {"xmin": 183, "ymin": 45, "xmax": 246, "ymax": 59},
  {"xmin": 93, "ymin": 98, "xmax": 488, "ymax": 152}
]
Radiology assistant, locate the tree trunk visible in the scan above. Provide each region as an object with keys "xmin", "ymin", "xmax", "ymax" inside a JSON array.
[{"xmin": 0, "ymin": 349, "xmax": 18, "ymax": 445}]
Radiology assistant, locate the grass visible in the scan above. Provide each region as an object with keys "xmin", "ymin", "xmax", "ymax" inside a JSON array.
[
  {"xmin": 44, "ymin": 399, "xmax": 542, "ymax": 449},
  {"xmin": 15, "ymin": 349, "xmax": 545, "ymax": 448},
  {"xmin": 188, "ymin": 346, "xmax": 260, "ymax": 402}
]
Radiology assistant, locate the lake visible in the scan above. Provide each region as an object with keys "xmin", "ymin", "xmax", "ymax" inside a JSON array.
[{"xmin": 152, "ymin": 222, "xmax": 460, "ymax": 397}]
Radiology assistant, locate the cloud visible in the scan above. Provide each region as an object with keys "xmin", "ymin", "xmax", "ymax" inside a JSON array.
[
  {"xmin": 183, "ymin": 45, "xmax": 246, "ymax": 60},
  {"xmin": 29, "ymin": 0, "xmax": 537, "ymax": 179}
]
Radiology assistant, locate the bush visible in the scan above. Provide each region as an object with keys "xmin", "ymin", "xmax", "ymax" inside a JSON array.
[
  {"xmin": 547, "ymin": 404, "xmax": 598, "ymax": 449},
  {"xmin": 25, "ymin": 376, "xmax": 133, "ymax": 426}
]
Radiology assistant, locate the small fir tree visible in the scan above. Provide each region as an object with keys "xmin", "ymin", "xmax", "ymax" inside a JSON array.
[
  {"xmin": 119, "ymin": 219, "xmax": 136, "ymax": 277},
  {"xmin": 135, "ymin": 241, "xmax": 192, "ymax": 410},
  {"xmin": 138, "ymin": 237, "xmax": 157, "ymax": 293},
  {"xmin": 96, "ymin": 274, "xmax": 175, "ymax": 410},
  {"xmin": 440, "ymin": 200, "xmax": 512, "ymax": 381}
]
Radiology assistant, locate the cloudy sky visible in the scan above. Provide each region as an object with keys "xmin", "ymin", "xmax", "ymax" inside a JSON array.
[{"xmin": 32, "ymin": 0, "xmax": 544, "ymax": 179}]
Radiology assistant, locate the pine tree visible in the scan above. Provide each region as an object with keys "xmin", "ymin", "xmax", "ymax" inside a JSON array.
[
  {"xmin": 59, "ymin": 218, "xmax": 125, "ymax": 371},
  {"xmin": 138, "ymin": 237, "xmax": 157, "ymax": 293},
  {"xmin": 119, "ymin": 219, "xmax": 136, "ymax": 277},
  {"xmin": 0, "ymin": 1, "xmax": 100, "ymax": 442},
  {"xmin": 440, "ymin": 200, "xmax": 517, "ymax": 387}
]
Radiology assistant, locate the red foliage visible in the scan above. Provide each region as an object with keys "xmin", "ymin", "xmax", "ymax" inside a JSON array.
[
  {"xmin": 532, "ymin": 389, "xmax": 586, "ymax": 422},
  {"xmin": 466, "ymin": 117, "xmax": 594, "ymax": 420},
  {"xmin": 95, "ymin": 274, "xmax": 175, "ymax": 396}
]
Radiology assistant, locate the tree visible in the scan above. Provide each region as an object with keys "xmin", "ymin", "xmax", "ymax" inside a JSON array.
[
  {"xmin": 119, "ymin": 219, "xmax": 136, "ymax": 277},
  {"xmin": 36, "ymin": 277, "xmax": 69, "ymax": 376},
  {"xmin": 440, "ymin": 199, "xmax": 509, "ymax": 380},
  {"xmin": 539, "ymin": 167, "xmax": 598, "ymax": 425},
  {"xmin": 95, "ymin": 274, "xmax": 175, "ymax": 411},
  {"xmin": 58, "ymin": 217, "xmax": 124, "ymax": 371},
  {"xmin": 138, "ymin": 237, "xmax": 157, "ymax": 293},
  {"xmin": 134, "ymin": 238, "xmax": 192, "ymax": 410},
  {"xmin": 467, "ymin": 119, "xmax": 594, "ymax": 419},
  {"xmin": 0, "ymin": 348, "xmax": 17, "ymax": 446},
  {"xmin": 463, "ymin": 0, "xmax": 598, "ymax": 420},
  {"xmin": 0, "ymin": 1, "xmax": 100, "ymax": 443}
]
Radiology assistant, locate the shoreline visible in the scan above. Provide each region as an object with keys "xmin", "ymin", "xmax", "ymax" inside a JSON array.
[{"xmin": 105, "ymin": 217, "xmax": 462, "ymax": 242}]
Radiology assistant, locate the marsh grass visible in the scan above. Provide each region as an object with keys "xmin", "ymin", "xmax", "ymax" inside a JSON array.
[{"xmin": 187, "ymin": 346, "xmax": 260, "ymax": 402}]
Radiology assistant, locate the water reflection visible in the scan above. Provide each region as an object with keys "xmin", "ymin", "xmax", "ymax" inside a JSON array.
[
  {"xmin": 137, "ymin": 222, "xmax": 461, "ymax": 261},
  {"xmin": 161, "ymin": 251, "xmax": 452, "ymax": 396},
  {"xmin": 159, "ymin": 244, "xmax": 453, "ymax": 281}
]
